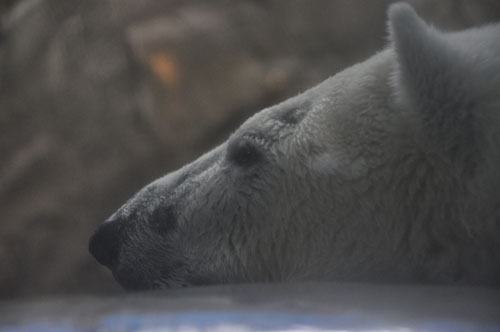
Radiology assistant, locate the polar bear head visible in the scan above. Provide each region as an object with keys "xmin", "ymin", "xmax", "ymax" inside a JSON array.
[{"xmin": 89, "ymin": 3, "xmax": 500, "ymax": 290}]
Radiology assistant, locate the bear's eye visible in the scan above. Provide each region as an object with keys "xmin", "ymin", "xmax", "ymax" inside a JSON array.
[
  {"xmin": 280, "ymin": 107, "xmax": 307, "ymax": 125},
  {"xmin": 226, "ymin": 137, "xmax": 262, "ymax": 167}
]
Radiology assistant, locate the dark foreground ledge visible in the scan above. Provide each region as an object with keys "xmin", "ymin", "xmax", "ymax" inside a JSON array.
[{"xmin": 1, "ymin": 282, "xmax": 499, "ymax": 331}]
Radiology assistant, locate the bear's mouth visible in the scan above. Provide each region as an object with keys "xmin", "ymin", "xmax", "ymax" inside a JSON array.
[
  {"xmin": 113, "ymin": 272, "xmax": 196, "ymax": 291},
  {"xmin": 109, "ymin": 252, "xmax": 202, "ymax": 291},
  {"xmin": 111, "ymin": 264, "xmax": 153, "ymax": 291}
]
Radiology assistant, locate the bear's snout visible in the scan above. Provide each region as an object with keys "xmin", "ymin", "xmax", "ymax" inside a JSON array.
[{"xmin": 88, "ymin": 217, "xmax": 123, "ymax": 268}]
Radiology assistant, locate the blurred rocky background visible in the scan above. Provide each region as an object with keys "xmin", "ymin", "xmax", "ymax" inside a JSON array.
[{"xmin": 1, "ymin": 0, "xmax": 499, "ymax": 299}]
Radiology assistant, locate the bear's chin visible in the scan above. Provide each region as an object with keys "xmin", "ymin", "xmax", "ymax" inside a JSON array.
[
  {"xmin": 112, "ymin": 263, "xmax": 206, "ymax": 291},
  {"xmin": 111, "ymin": 267, "xmax": 152, "ymax": 291}
]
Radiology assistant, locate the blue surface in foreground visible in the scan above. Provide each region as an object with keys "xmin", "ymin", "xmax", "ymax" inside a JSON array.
[{"xmin": 2, "ymin": 311, "xmax": 499, "ymax": 332}]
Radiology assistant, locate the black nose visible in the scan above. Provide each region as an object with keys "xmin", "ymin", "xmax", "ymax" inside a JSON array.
[{"xmin": 88, "ymin": 218, "xmax": 122, "ymax": 267}]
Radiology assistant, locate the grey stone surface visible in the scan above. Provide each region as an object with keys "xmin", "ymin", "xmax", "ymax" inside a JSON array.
[{"xmin": 1, "ymin": 283, "xmax": 500, "ymax": 331}]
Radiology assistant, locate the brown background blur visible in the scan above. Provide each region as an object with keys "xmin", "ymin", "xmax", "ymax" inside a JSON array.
[{"xmin": 1, "ymin": 0, "xmax": 499, "ymax": 299}]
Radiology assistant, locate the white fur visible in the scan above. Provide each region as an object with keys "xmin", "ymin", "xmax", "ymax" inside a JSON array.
[{"xmin": 91, "ymin": 3, "xmax": 500, "ymax": 290}]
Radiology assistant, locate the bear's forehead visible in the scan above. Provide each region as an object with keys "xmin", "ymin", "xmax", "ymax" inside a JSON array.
[{"xmin": 232, "ymin": 49, "xmax": 395, "ymax": 146}]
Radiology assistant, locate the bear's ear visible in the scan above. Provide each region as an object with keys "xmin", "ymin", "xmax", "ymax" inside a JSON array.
[{"xmin": 388, "ymin": 3, "xmax": 476, "ymax": 155}]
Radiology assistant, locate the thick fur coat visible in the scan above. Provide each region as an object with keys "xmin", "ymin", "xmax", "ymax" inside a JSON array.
[{"xmin": 89, "ymin": 3, "xmax": 500, "ymax": 290}]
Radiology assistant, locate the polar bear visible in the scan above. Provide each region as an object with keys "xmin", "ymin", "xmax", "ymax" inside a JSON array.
[{"xmin": 89, "ymin": 3, "xmax": 500, "ymax": 290}]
